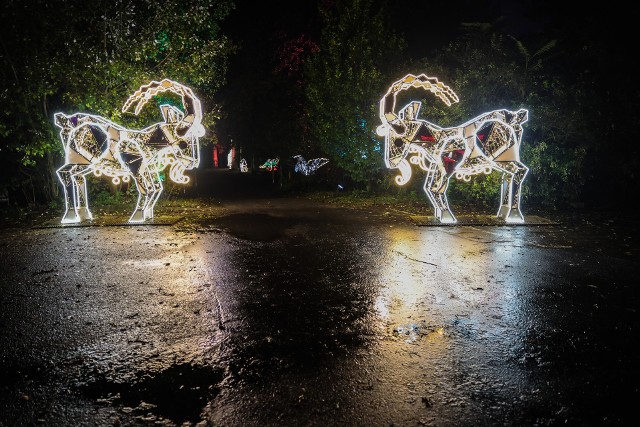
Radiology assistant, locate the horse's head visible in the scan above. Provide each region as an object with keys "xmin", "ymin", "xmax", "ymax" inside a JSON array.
[
  {"xmin": 378, "ymin": 101, "xmax": 425, "ymax": 168},
  {"xmin": 125, "ymin": 80, "xmax": 204, "ymax": 174},
  {"xmin": 378, "ymin": 74, "xmax": 459, "ymax": 169},
  {"xmin": 159, "ymin": 104, "xmax": 204, "ymax": 176},
  {"xmin": 377, "ymin": 123, "xmax": 410, "ymax": 169}
]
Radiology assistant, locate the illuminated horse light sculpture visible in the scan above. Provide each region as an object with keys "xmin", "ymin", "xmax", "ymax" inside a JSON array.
[
  {"xmin": 55, "ymin": 79, "xmax": 204, "ymax": 223},
  {"xmin": 377, "ymin": 74, "xmax": 529, "ymax": 223}
]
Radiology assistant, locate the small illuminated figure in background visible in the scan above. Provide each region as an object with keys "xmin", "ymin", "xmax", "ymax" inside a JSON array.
[
  {"xmin": 259, "ymin": 158, "xmax": 279, "ymax": 171},
  {"xmin": 227, "ymin": 144, "xmax": 237, "ymax": 169},
  {"xmin": 293, "ymin": 155, "xmax": 329, "ymax": 175},
  {"xmin": 240, "ymin": 158, "xmax": 248, "ymax": 172},
  {"xmin": 212, "ymin": 143, "xmax": 223, "ymax": 168},
  {"xmin": 54, "ymin": 79, "xmax": 204, "ymax": 223},
  {"xmin": 377, "ymin": 73, "xmax": 529, "ymax": 223}
]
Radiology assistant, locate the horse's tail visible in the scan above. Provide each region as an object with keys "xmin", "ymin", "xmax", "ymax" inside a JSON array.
[
  {"xmin": 505, "ymin": 108, "xmax": 528, "ymax": 145},
  {"xmin": 54, "ymin": 112, "xmax": 71, "ymax": 128},
  {"xmin": 514, "ymin": 108, "xmax": 528, "ymax": 125}
]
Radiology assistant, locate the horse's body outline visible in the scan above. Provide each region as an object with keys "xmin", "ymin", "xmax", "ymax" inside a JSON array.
[
  {"xmin": 377, "ymin": 74, "xmax": 529, "ymax": 223},
  {"xmin": 54, "ymin": 79, "xmax": 204, "ymax": 223}
]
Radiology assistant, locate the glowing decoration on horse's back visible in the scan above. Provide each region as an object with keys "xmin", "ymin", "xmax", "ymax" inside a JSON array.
[
  {"xmin": 376, "ymin": 73, "xmax": 529, "ymax": 223},
  {"xmin": 54, "ymin": 79, "xmax": 204, "ymax": 223}
]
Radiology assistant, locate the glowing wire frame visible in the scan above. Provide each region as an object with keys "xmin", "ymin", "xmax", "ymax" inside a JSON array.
[
  {"xmin": 377, "ymin": 73, "xmax": 529, "ymax": 223},
  {"xmin": 259, "ymin": 158, "xmax": 279, "ymax": 171},
  {"xmin": 240, "ymin": 158, "xmax": 248, "ymax": 172},
  {"xmin": 293, "ymin": 155, "xmax": 329, "ymax": 175},
  {"xmin": 55, "ymin": 79, "xmax": 204, "ymax": 223}
]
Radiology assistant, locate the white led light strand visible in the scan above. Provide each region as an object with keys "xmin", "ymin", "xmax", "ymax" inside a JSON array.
[
  {"xmin": 239, "ymin": 158, "xmax": 248, "ymax": 172},
  {"xmin": 55, "ymin": 79, "xmax": 204, "ymax": 223},
  {"xmin": 377, "ymin": 73, "xmax": 529, "ymax": 223},
  {"xmin": 292, "ymin": 155, "xmax": 329, "ymax": 175}
]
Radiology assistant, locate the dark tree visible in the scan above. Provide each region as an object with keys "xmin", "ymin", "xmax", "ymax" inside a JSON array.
[{"xmin": 304, "ymin": 0, "xmax": 406, "ymax": 189}]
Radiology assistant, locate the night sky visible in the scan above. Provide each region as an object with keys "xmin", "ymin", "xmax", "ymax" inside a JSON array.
[
  {"xmin": 220, "ymin": 0, "xmax": 567, "ymax": 67},
  {"xmin": 219, "ymin": 0, "xmax": 637, "ymax": 70}
]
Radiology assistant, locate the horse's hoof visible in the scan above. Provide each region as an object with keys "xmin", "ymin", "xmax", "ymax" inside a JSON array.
[
  {"xmin": 505, "ymin": 209, "xmax": 525, "ymax": 223},
  {"xmin": 61, "ymin": 213, "xmax": 80, "ymax": 224},
  {"xmin": 497, "ymin": 205, "xmax": 510, "ymax": 218},
  {"xmin": 77, "ymin": 208, "xmax": 93, "ymax": 221},
  {"xmin": 438, "ymin": 210, "xmax": 457, "ymax": 224},
  {"xmin": 129, "ymin": 211, "xmax": 145, "ymax": 223}
]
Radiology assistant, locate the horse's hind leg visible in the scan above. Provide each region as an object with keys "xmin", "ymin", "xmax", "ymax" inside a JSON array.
[
  {"xmin": 57, "ymin": 164, "xmax": 78, "ymax": 223},
  {"xmin": 57, "ymin": 165, "xmax": 92, "ymax": 223},
  {"xmin": 497, "ymin": 161, "xmax": 528, "ymax": 222}
]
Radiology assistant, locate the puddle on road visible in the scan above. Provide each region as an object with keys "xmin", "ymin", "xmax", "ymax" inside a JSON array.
[
  {"xmin": 210, "ymin": 213, "xmax": 298, "ymax": 241},
  {"xmin": 80, "ymin": 363, "xmax": 223, "ymax": 425},
  {"xmin": 393, "ymin": 321, "xmax": 446, "ymax": 344}
]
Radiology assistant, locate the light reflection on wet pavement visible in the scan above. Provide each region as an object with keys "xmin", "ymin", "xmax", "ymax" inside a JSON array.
[{"xmin": 1, "ymin": 198, "xmax": 638, "ymax": 426}]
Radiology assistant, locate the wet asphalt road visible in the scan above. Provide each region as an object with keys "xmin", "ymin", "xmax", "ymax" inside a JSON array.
[{"xmin": 0, "ymin": 178, "xmax": 638, "ymax": 426}]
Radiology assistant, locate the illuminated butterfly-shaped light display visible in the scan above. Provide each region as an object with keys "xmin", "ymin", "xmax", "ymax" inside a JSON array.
[{"xmin": 293, "ymin": 155, "xmax": 329, "ymax": 175}]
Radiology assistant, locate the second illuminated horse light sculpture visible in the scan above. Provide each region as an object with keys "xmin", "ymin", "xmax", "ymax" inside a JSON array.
[
  {"xmin": 55, "ymin": 79, "xmax": 204, "ymax": 223},
  {"xmin": 376, "ymin": 74, "xmax": 529, "ymax": 223}
]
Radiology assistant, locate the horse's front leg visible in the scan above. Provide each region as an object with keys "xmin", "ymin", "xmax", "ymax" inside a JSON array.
[
  {"xmin": 129, "ymin": 168, "xmax": 154, "ymax": 222},
  {"xmin": 424, "ymin": 162, "xmax": 456, "ymax": 223},
  {"xmin": 497, "ymin": 171, "xmax": 513, "ymax": 219},
  {"xmin": 436, "ymin": 190, "xmax": 456, "ymax": 223},
  {"xmin": 143, "ymin": 172, "xmax": 164, "ymax": 220},
  {"xmin": 119, "ymin": 142, "xmax": 153, "ymax": 222}
]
